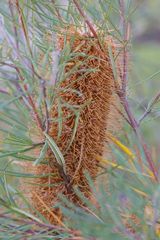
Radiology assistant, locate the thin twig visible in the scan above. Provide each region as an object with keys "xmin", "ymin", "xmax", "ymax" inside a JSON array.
[
  {"xmin": 72, "ymin": 0, "xmax": 98, "ymax": 38},
  {"xmin": 121, "ymin": 99, "xmax": 158, "ymax": 181},
  {"xmin": 15, "ymin": 1, "xmax": 51, "ymax": 132},
  {"xmin": 40, "ymin": 79, "xmax": 49, "ymax": 133},
  {"xmin": 51, "ymin": 0, "xmax": 63, "ymax": 22},
  {"xmin": 15, "ymin": 0, "xmax": 33, "ymax": 57},
  {"xmin": 138, "ymin": 91, "xmax": 160, "ymax": 124},
  {"xmin": 0, "ymin": 61, "xmax": 43, "ymax": 131},
  {"xmin": 118, "ymin": 0, "xmax": 158, "ymax": 181},
  {"xmin": 8, "ymin": 0, "xmax": 19, "ymax": 51},
  {"xmin": 119, "ymin": 0, "xmax": 130, "ymax": 97},
  {"xmin": 15, "ymin": 0, "xmax": 36, "ymax": 81},
  {"xmin": 112, "ymin": 102, "xmax": 131, "ymax": 126},
  {"xmin": 0, "ymin": 88, "xmax": 9, "ymax": 95}
]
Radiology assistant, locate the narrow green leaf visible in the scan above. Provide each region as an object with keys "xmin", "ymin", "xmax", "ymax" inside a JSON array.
[
  {"xmin": 0, "ymin": 169, "xmax": 55, "ymax": 178},
  {"xmin": 33, "ymin": 141, "xmax": 48, "ymax": 166},
  {"xmin": 108, "ymin": 44, "xmax": 118, "ymax": 81},
  {"xmin": 44, "ymin": 132, "xmax": 66, "ymax": 174},
  {"xmin": 65, "ymin": 111, "xmax": 80, "ymax": 152},
  {"xmin": 57, "ymin": 98, "xmax": 63, "ymax": 139}
]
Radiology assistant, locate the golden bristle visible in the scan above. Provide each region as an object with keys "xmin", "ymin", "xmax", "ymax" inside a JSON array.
[{"xmin": 27, "ymin": 31, "xmax": 120, "ymax": 224}]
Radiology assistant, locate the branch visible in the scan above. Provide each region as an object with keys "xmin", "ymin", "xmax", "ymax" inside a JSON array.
[
  {"xmin": 72, "ymin": 0, "xmax": 98, "ymax": 38},
  {"xmin": 138, "ymin": 91, "xmax": 160, "ymax": 124},
  {"xmin": 119, "ymin": 0, "xmax": 130, "ymax": 97},
  {"xmin": 0, "ymin": 87, "xmax": 9, "ymax": 95},
  {"xmin": 0, "ymin": 61, "xmax": 43, "ymax": 131},
  {"xmin": 8, "ymin": 0, "xmax": 19, "ymax": 51},
  {"xmin": 15, "ymin": 0, "xmax": 32, "ymax": 57},
  {"xmin": 40, "ymin": 79, "xmax": 49, "ymax": 133},
  {"xmin": 118, "ymin": 0, "xmax": 158, "ymax": 181},
  {"xmin": 51, "ymin": 0, "xmax": 64, "ymax": 22}
]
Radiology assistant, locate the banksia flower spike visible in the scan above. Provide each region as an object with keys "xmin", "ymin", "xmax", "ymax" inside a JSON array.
[{"xmin": 26, "ymin": 30, "xmax": 120, "ymax": 224}]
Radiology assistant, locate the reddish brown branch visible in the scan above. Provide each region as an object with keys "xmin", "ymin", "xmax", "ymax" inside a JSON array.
[
  {"xmin": 0, "ymin": 88, "xmax": 9, "ymax": 95},
  {"xmin": 15, "ymin": 68, "xmax": 43, "ymax": 131},
  {"xmin": 8, "ymin": 0, "xmax": 19, "ymax": 51},
  {"xmin": 40, "ymin": 79, "xmax": 49, "ymax": 133},
  {"xmin": 15, "ymin": 0, "xmax": 33, "ymax": 57},
  {"xmin": 119, "ymin": 0, "xmax": 130, "ymax": 97},
  {"xmin": 0, "ymin": 61, "xmax": 43, "ymax": 131},
  {"xmin": 9, "ymin": 1, "xmax": 46, "ymax": 131},
  {"xmin": 118, "ymin": 0, "xmax": 158, "ymax": 181},
  {"xmin": 73, "ymin": 0, "xmax": 98, "ymax": 38},
  {"xmin": 138, "ymin": 91, "xmax": 160, "ymax": 124},
  {"xmin": 51, "ymin": 0, "xmax": 63, "ymax": 22}
]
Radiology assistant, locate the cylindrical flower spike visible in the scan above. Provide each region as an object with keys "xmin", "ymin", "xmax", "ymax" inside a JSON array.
[{"xmin": 27, "ymin": 31, "xmax": 119, "ymax": 224}]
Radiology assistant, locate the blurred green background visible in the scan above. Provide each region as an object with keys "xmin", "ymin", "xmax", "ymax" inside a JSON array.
[{"xmin": 129, "ymin": 0, "xmax": 160, "ymax": 149}]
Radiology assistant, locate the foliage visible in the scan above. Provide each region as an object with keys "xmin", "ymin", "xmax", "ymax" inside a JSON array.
[{"xmin": 0, "ymin": 0, "xmax": 160, "ymax": 239}]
